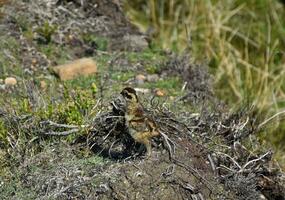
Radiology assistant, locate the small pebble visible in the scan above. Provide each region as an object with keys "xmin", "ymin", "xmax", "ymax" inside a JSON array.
[
  {"xmin": 4, "ymin": 77, "xmax": 17, "ymax": 86},
  {"xmin": 135, "ymin": 74, "xmax": 146, "ymax": 85},
  {"xmin": 155, "ymin": 89, "xmax": 165, "ymax": 97},
  {"xmin": 32, "ymin": 58, "xmax": 37, "ymax": 66},
  {"xmin": 40, "ymin": 80, "xmax": 47, "ymax": 89},
  {"xmin": 0, "ymin": 84, "xmax": 5, "ymax": 90}
]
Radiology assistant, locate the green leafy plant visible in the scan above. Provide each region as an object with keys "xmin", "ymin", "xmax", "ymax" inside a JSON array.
[{"xmin": 36, "ymin": 21, "xmax": 58, "ymax": 44}]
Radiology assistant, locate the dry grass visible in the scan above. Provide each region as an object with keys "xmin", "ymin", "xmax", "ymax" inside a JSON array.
[
  {"xmin": 125, "ymin": 0, "xmax": 285, "ymax": 152},
  {"xmin": 0, "ymin": 0, "xmax": 9, "ymax": 7}
]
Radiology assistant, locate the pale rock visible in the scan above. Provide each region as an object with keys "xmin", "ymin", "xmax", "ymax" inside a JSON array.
[
  {"xmin": 31, "ymin": 58, "xmax": 37, "ymax": 66},
  {"xmin": 4, "ymin": 77, "xmax": 17, "ymax": 86},
  {"xmin": 135, "ymin": 74, "xmax": 146, "ymax": 85},
  {"xmin": 155, "ymin": 89, "xmax": 165, "ymax": 97},
  {"xmin": 146, "ymin": 74, "xmax": 159, "ymax": 82},
  {"xmin": 0, "ymin": 84, "xmax": 5, "ymax": 90},
  {"xmin": 52, "ymin": 58, "xmax": 97, "ymax": 81},
  {"xmin": 40, "ymin": 80, "xmax": 47, "ymax": 89}
]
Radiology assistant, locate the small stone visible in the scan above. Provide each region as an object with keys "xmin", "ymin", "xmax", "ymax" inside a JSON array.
[
  {"xmin": 155, "ymin": 89, "xmax": 165, "ymax": 97},
  {"xmin": 0, "ymin": 84, "xmax": 5, "ymax": 90},
  {"xmin": 146, "ymin": 74, "xmax": 159, "ymax": 82},
  {"xmin": 68, "ymin": 34, "xmax": 74, "ymax": 41},
  {"xmin": 4, "ymin": 77, "xmax": 17, "ymax": 86},
  {"xmin": 169, "ymin": 96, "xmax": 175, "ymax": 101},
  {"xmin": 31, "ymin": 58, "xmax": 37, "ymax": 66},
  {"xmin": 40, "ymin": 80, "xmax": 47, "ymax": 89},
  {"xmin": 135, "ymin": 74, "xmax": 146, "ymax": 85}
]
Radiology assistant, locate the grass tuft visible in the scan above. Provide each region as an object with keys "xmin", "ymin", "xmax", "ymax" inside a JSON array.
[{"xmin": 125, "ymin": 0, "xmax": 285, "ymax": 150}]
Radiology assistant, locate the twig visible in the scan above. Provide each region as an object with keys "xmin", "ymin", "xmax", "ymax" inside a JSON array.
[
  {"xmin": 238, "ymin": 116, "xmax": 249, "ymax": 131},
  {"xmin": 216, "ymin": 152, "xmax": 241, "ymax": 169},
  {"xmin": 207, "ymin": 154, "xmax": 216, "ymax": 173},
  {"xmin": 159, "ymin": 130, "xmax": 176, "ymax": 159},
  {"xmin": 44, "ymin": 128, "xmax": 79, "ymax": 136},
  {"xmin": 239, "ymin": 151, "xmax": 272, "ymax": 173},
  {"xmin": 108, "ymin": 139, "xmax": 119, "ymax": 158},
  {"xmin": 258, "ymin": 110, "xmax": 285, "ymax": 130},
  {"xmin": 103, "ymin": 121, "xmax": 119, "ymax": 141},
  {"xmin": 41, "ymin": 120, "xmax": 79, "ymax": 128},
  {"xmin": 218, "ymin": 165, "xmax": 236, "ymax": 173}
]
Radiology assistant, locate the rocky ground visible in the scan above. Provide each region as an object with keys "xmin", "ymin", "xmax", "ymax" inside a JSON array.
[{"xmin": 0, "ymin": 1, "xmax": 285, "ymax": 199}]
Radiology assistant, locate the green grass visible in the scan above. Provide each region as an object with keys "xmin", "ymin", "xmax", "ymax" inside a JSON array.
[
  {"xmin": 144, "ymin": 76, "xmax": 182, "ymax": 96},
  {"xmin": 126, "ymin": 48, "xmax": 166, "ymax": 62},
  {"xmin": 0, "ymin": 36, "xmax": 21, "ymax": 76},
  {"xmin": 111, "ymin": 71, "xmax": 135, "ymax": 81},
  {"xmin": 82, "ymin": 34, "xmax": 108, "ymax": 51},
  {"xmin": 39, "ymin": 43, "xmax": 71, "ymax": 64}
]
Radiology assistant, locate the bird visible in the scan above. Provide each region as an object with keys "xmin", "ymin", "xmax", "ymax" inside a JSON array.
[{"xmin": 120, "ymin": 87, "xmax": 159, "ymax": 157}]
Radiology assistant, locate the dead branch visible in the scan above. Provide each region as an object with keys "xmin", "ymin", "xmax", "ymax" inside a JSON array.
[
  {"xmin": 238, "ymin": 151, "xmax": 272, "ymax": 173},
  {"xmin": 44, "ymin": 128, "xmax": 79, "ymax": 136},
  {"xmin": 40, "ymin": 120, "xmax": 80, "ymax": 129}
]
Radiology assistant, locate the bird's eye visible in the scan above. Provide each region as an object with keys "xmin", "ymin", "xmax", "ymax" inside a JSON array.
[
  {"xmin": 121, "ymin": 90, "xmax": 133, "ymax": 100},
  {"xmin": 125, "ymin": 93, "xmax": 132, "ymax": 99}
]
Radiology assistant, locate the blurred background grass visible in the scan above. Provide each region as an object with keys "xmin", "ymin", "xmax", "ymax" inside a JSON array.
[{"xmin": 124, "ymin": 0, "xmax": 285, "ymax": 160}]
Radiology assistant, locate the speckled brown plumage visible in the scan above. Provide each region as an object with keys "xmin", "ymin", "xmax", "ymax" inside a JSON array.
[{"xmin": 120, "ymin": 87, "xmax": 159, "ymax": 156}]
